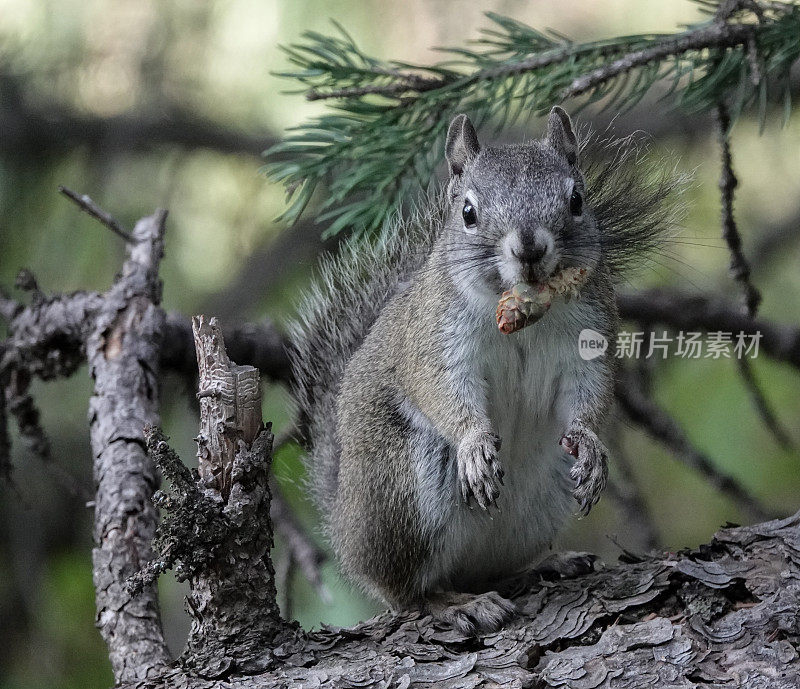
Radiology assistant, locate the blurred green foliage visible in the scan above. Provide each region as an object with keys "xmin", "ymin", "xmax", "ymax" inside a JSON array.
[
  {"xmin": 0, "ymin": 2, "xmax": 799, "ymax": 688},
  {"xmin": 265, "ymin": 2, "xmax": 800, "ymax": 236}
]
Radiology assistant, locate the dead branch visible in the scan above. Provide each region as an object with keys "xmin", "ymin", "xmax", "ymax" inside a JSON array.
[
  {"xmin": 185, "ymin": 316, "xmax": 287, "ymax": 675},
  {"xmin": 86, "ymin": 209, "xmax": 172, "ymax": 682},
  {"xmin": 133, "ymin": 317, "xmax": 290, "ymax": 677},
  {"xmin": 58, "ymin": 186, "xmax": 135, "ymax": 242}
]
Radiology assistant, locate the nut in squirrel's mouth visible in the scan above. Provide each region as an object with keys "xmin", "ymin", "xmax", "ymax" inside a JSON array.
[{"xmin": 496, "ymin": 265, "xmax": 589, "ymax": 335}]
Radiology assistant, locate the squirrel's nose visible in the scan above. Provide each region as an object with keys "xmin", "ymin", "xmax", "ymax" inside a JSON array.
[{"xmin": 512, "ymin": 243, "xmax": 547, "ymax": 265}]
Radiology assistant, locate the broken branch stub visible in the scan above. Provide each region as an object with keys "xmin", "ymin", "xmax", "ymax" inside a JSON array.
[
  {"xmin": 182, "ymin": 315, "xmax": 286, "ymax": 677},
  {"xmin": 193, "ymin": 315, "xmax": 261, "ymax": 499}
]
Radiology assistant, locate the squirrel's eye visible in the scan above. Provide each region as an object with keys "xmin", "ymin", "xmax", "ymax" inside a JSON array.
[
  {"xmin": 462, "ymin": 202, "xmax": 477, "ymax": 228},
  {"xmin": 570, "ymin": 188, "xmax": 583, "ymax": 217}
]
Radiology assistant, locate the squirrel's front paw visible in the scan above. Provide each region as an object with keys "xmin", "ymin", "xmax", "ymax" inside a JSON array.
[
  {"xmin": 560, "ymin": 421, "xmax": 608, "ymax": 516},
  {"xmin": 457, "ymin": 429, "xmax": 503, "ymax": 510}
]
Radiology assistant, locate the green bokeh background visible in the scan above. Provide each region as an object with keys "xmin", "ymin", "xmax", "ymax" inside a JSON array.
[{"xmin": 1, "ymin": 1, "xmax": 798, "ymax": 687}]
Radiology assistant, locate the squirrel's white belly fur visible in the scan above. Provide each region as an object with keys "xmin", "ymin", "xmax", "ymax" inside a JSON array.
[{"xmin": 411, "ymin": 297, "xmax": 593, "ymax": 592}]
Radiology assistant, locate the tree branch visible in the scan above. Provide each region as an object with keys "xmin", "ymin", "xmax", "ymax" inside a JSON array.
[
  {"xmin": 615, "ymin": 369, "xmax": 769, "ymax": 522},
  {"xmin": 305, "ymin": 19, "xmax": 758, "ymax": 102},
  {"xmin": 715, "ymin": 102, "xmax": 761, "ymax": 317},
  {"xmin": 115, "ymin": 511, "xmax": 800, "ymax": 688},
  {"xmin": 561, "ymin": 22, "xmax": 755, "ymax": 99},
  {"xmin": 58, "ymin": 186, "xmax": 135, "ymax": 242},
  {"xmin": 87, "ymin": 209, "xmax": 171, "ymax": 682},
  {"xmin": 617, "ymin": 288, "xmax": 800, "ymax": 369}
]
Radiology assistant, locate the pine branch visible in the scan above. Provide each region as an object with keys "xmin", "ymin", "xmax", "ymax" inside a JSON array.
[{"xmin": 266, "ymin": 1, "xmax": 800, "ymax": 237}]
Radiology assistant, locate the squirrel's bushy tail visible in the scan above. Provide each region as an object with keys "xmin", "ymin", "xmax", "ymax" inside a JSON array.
[
  {"xmin": 287, "ymin": 195, "xmax": 445, "ymax": 513},
  {"xmin": 582, "ymin": 130, "xmax": 690, "ymax": 277}
]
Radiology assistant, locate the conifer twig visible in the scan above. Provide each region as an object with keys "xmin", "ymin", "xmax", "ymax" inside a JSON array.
[
  {"xmin": 561, "ymin": 22, "xmax": 754, "ymax": 99},
  {"xmin": 615, "ymin": 369, "xmax": 770, "ymax": 522},
  {"xmin": 735, "ymin": 357, "xmax": 795, "ymax": 449},
  {"xmin": 269, "ymin": 1, "xmax": 800, "ymax": 236},
  {"xmin": 58, "ymin": 186, "xmax": 135, "ymax": 242},
  {"xmin": 715, "ymin": 103, "xmax": 762, "ymax": 317}
]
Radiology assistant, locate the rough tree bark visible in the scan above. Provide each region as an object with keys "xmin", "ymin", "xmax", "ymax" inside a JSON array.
[
  {"xmin": 116, "ymin": 512, "xmax": 800, "ymax": 688},
  {"xmin": 181, "ymin": 316, "xmax": 285, "ymax": 676},
  {"xmin": 87, "ymin": 209, "xmax": 172, "ymax": 682}
]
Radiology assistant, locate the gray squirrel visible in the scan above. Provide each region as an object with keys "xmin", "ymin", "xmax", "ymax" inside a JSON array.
[{"xmin": 289, "ymin": 107, "xmax": 682, "ymax": 634}]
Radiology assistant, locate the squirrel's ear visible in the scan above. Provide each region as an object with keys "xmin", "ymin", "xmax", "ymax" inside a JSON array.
[
  {"xmin": 545, "ymin": 106, "xmax": 578, "ymax": 166},
  {"xmin": 445, "ymin": 114, "xmax": 480, "ymax": 176}
]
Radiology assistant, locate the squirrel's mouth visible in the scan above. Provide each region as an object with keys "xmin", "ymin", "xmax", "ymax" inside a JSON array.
[
  {"xmin": 496, "ymin": 265, "xmax": 590, "ymax": 334},
  {"xmin": 517, "ymin": 261, "xmax": 564, "ymax": 289}
]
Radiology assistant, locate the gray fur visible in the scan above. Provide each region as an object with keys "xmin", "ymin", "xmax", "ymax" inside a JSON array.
[{"xmin": 289, "ymin": 110, "xmax": 682, "ymax": 632}]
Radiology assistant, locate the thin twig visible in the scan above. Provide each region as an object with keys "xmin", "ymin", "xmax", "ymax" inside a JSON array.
[
  {"xmin": 275, "ymin": 549, "xmax": 296, "ymax": 621},
  {"xmin": 58, "ymin": 186, "xmax": 135, "ymax": 242},
  {"xmin": 270, "ymin": 483, "xmax": 330, "ymax": 603},
  {"xmin": 715, "ymin": 103, "xmax": 762, "ymax": 317},
  {"xmin": 607, "ymin": 423, "xmax": 660, "ymax": 552},
  {"xmin": 615, "ymin": 369, "xmax": 770, "ymax": 522},
  {"xmin": 735, "ymin": 357, "xmax": 795, "ymax": 449},
  {"xmin": 308, "ymin": 78, "xmax": 437, "ymax": 101}
]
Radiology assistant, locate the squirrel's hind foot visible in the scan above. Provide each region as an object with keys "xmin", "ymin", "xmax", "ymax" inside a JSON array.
[{"xmin": 424, "ymin": 590, "xmax": 516, "ymax": 636}]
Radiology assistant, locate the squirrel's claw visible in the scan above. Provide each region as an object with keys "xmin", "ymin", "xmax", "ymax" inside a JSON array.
[
  {"xmin": 457, "ymin": 430, "xmax": 504, "ymax": 512},
  {"xmin": 560, "ymin": 423, "xmax": 608, "ymax": 515}
]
